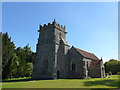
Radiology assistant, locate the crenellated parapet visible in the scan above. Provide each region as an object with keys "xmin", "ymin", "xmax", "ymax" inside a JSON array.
[{"xmin": 38, "ymin": 19, "xmax": 66, "ymax": 33}]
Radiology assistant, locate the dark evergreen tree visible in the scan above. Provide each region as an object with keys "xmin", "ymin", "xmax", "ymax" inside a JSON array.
[
  {"xmin": 2, "ymin": 33, "xmax": 16, "ymax": 79},
  {"xmin": 2, "ymin": 33, "xmax": 34, "ymax": 79}
]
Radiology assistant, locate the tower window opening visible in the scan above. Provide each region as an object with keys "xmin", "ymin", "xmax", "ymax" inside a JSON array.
[{"xmin": 72, "ymin": 63, "xmax": 76, "ymax": 71}]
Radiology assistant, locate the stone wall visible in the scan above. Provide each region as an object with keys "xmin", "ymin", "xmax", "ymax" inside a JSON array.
[
  {"xmin": 32, "ymin": 21, "xmax": 105, "ymax": 80},
  {"xmin": 32, "ymin": 21, "xmax": 69, "ymax": 79},
  {"xmin": 32, "ymin": 24, "xmax": 56, "ymax": 79},
  {"xmin": 66, "ymin": 47, "xmax": 84, "ymax": 79}
]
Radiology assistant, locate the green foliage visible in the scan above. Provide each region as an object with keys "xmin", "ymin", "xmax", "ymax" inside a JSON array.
[
  {"xmin": 15, "ymin": 45, "xmax": 34, "ymax": 77},
  {"xmin": 2, "ymin": 33, "xmax": 16, "ymax": 79},
  {"xmin": 2, "ymin": 33, "xmax": 34, "ymax": 79},
  {"xmin": 104, "ymin": 59, "xmax": 120, "ymax": 74},
  {"xmin": 9, "ymin": 53, "xmax": 19, "ymax": 78},
  {"xmin": 24, "ymin": 63, "xmax": 33, "ymax": 77}
]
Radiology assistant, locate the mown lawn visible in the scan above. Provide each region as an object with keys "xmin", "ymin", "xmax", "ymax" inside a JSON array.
[{"xmin": 1, "ymin": 75, "xmax": 119, "ymax": 88}]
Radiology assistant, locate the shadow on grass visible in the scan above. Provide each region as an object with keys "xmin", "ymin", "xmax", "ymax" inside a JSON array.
[
  {"xmin": 2, "ymin": 78, "xmax": 55, "ymax": 82},
  {"xmin": 2, "ymin": 78, "xmax": 32, "ymax": 82},
  {"xmin": 84, "ymin": 79, "xmax": 118, "ymax": 88}
]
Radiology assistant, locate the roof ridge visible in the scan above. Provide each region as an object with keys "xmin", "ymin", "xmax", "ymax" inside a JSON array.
[
  {"xmin": 72, "ymin": 47, "xmax": 99, "ymax": 60},
  {"xmin": 76, "ymin": 48, "xmax": 94, "ymax": 55}
]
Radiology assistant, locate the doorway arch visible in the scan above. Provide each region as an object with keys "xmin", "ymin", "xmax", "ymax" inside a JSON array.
[{"xmin": 57, "ymin": 70, "xmax": 60, "ymax": 79}]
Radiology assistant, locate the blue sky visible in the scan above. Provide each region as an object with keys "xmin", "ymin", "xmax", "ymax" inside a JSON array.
[{"xmin": 2, "ymin": 2, "xmax": 118, "ymax": 62}]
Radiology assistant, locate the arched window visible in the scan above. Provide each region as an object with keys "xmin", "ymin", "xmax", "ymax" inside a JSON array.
[
  {"xmin": 86, "ymin": 61, "xmax": 89, "ymax": 68},
  {"xmin": 43, "ymin": 55, "xmax": 48, "ymax": 74},
  {"xmin": 72, "ymin": 63, "xmax": 76, "ymax": 71}
]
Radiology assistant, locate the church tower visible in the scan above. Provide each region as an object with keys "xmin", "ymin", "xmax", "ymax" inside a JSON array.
[{"xmin": 32, "ymin": 20, "xmax": 70, "ymax": 79}]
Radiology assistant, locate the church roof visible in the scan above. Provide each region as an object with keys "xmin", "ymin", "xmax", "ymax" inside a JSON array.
[{"xmin": 74, "ymin": 47, "xmax": 99, "ymax": 60}]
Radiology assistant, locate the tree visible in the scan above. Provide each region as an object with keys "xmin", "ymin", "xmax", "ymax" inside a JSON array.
[
  {"xmin": 2, "ymin": 33, "xmax": 16, "ymax": 79},
  {"xmin": 24, "ymin": 63, "xmax": 33, "ymax": 77},
  {"xmin": 2, "ymin": 33, "xmax": 34, "ymax": 79},
  {"xmin": 14, "ymin": 44, "xmax": 34, "ymax": 77},
  {"xmin": 23, "ymin": 44, "xmax": 32, "ymax": 62},
  {"xmin": 9, "ymin": 53, "xmax": 19, "ymax": 78},
  {"xmin": 104, "ymin": 59, "xmax": 120, "ymax": 74}
]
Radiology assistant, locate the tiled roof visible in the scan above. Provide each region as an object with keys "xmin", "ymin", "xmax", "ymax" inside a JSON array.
[{"xmin": 74, "ymin": 47, "xmax": 99, "ymax": 60}]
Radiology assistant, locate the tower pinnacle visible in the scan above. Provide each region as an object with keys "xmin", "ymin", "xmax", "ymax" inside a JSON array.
[{"xmin": 54, "ymin": 19, "xmax": 56, "ymax": 22}]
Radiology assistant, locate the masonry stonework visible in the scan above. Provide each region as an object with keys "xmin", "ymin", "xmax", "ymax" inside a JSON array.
[{"xmin": 32, "ymin": 20, "xmax": 105, "ymax": 79}]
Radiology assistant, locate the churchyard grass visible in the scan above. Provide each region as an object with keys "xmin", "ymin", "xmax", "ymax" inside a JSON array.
[{"xmin": 2, "ymin": 75, "xmax": 119, "ymax": 88}]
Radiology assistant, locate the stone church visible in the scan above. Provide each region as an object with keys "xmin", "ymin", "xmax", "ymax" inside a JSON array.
[{"xmin": 32, "ymin": 20, "xmax": 105, "ymax": 79}]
